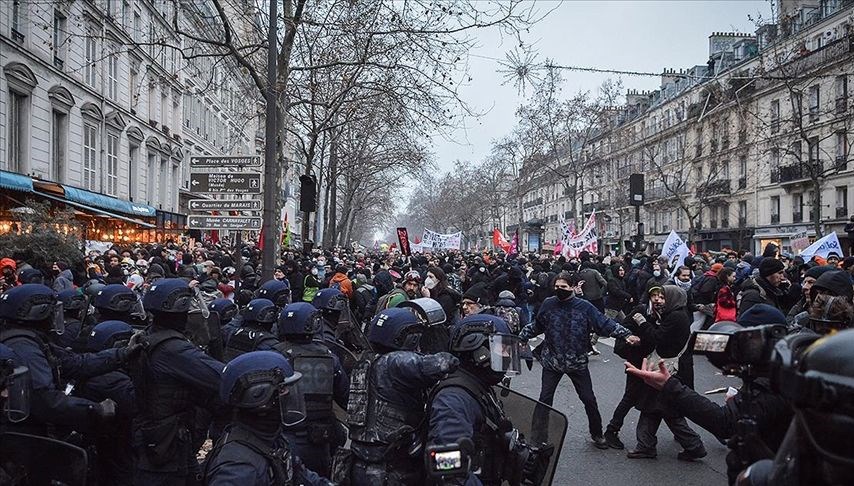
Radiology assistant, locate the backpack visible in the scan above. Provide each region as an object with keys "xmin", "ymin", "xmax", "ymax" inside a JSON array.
[
  {"xmin": 374, "ymin": 288, "xmax": 407, "ymax": 316},
  {"xmin": 493, "ymin": 305, "xmax": 521, "ymax": 334}
]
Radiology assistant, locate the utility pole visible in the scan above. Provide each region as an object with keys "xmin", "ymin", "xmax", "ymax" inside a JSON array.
[{"xmin": 260, "ymin": 0, "xmax": 278, "ymax": 279}]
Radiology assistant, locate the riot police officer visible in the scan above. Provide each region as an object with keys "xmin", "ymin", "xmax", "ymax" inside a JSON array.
[
  {"xmin": 204, "ymin": 350, "xmax": 331, "ymax": 485},
  {"xmin": 738, "ymin": 329, "xmax": 854, "ymax": 485},
  {"xmin": 312, "ymin": 287, "xmax": 351, "ymax": 342},
  {"xmin": 222, "ymin": 298, "xmax": 280, "ymax": 361},
  {"xmin": 0, "ymin": 284, "xmax": 131, "ymax": 436},
  {"xmin": 130, "ymin": 278, "xmax": 225, "ymax": 486},
  {"xmin": 94, "ymin": 283, "xmax": 145, "ymax": 327},
  {"xmin": 426, "ymin": 314, "xmax": 536, "ymax": 486},
  {"xmin": 77, "ymin": 320, "xmax": 138, "ymax": 486},
  {"xmin": 0, "ymin": 342, "xmax": 29, "ymax": 426},
  {"xmin": 256, "ymin": 278, "xmax": 292, "ymax": 309},
  {"xmin": 209, "ymin": 298, "xmax": 239, "ymax": 350},
  {"xmin": 341, "ymin": 307, "xmax": 459, "ymax": 485},
  {"xmin": 275, "ymin": 302, "xmax": 349, "ymax": 477},
  {"xmin": 55, "ymin": 289, "xmax": 87, "ymax": 350}
]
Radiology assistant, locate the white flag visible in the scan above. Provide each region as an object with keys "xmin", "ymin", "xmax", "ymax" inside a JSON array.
[
  {"xmin": 800, "ymin": 232, "xmax": 842, "ymax": 259},
  {"xmin": 662, "ymin": 230, "xmax": 690, "ymax": 276}
]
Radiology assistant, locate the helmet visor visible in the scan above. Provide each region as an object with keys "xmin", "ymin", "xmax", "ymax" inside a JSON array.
[
  {"xmin": 51, "ymin": 302, "xmax": 65, "ymax": 335},
  {"xmin": 279, "ymin": 376, "xmax": 306, "ymax": 427},
  {"xmin": 3, "ymin": 365, "xmax": 31, "ymax": 423},
  {"xmin": 489, "ymin": 333, "xmax": 522, "ymax": 375}
]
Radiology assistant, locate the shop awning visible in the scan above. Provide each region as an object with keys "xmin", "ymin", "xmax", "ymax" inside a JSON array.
[
  {"xmin": 37, "ymin": 191, "xmax": 155, "ymax": 228},
  {"xmin": 62, "ymin": 186, "xmax": 156, "ymax": 218},
  {"xmin": 0, "ymin": 170, "xmax": 33, "ymax": 193}
]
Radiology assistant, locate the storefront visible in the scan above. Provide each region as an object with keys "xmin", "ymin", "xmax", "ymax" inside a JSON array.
[
  {"xmin": 752, "ymin": 224, "xmax": 817, "ymax": 256},
  {"xmin": 1, "ymin": 170, "xmax": 160, "ymax": 245}
]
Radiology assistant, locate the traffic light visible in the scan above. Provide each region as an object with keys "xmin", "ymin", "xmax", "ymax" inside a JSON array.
[{"xmin": 299, "ymin": 175, "xmax": 316, "ymax": 213}]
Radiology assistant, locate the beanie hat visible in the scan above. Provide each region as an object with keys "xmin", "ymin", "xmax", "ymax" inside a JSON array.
[
  {"xmin": 463, "ymin": 282, "xmax": 492, "ymax": 306},
  {"xmin": 758, "ymin": 258, "xmax": 785, "ymax": 278},
  {"xmin": 804, "ymin": 265, "xmax": 836, "ymax": 280},
  {"xmin": 738, "ymin": 303, "xmax": 786, "ymax": 327},
  {"xmin": 843, "ymin": 256, "xmax": 854, "ymax": 270},
  {"xmin": 710, "ymin": 263, "xmax": 724, "ymax": 273}
]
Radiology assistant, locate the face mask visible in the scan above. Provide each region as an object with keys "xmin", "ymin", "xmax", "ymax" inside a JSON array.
[
  {"xmin": 554, "ymin": 288, "xmax": 574, "ymax": 301},
  {"xmin": 653, "ymin": 270, "xmax": 661, "ymax": 277},
  {"xmin": 424, "ymin": 277, "xmax": 437, "ymax": 289},
  {"xmin": 675, "ymin": 279, "xmax": 691, "ymax": 290}
]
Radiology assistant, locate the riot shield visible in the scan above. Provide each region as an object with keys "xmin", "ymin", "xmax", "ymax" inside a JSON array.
[
  {"xmin": 336, "ymin": 308, "xmax": 373, "ymax": 356},
  {"xmin": 0, "ymin": 431, "xmax": 88, "ymax": 485},
  {"xmin": 496, "ymin": 386, "xmax": 567, "ymax": 486},
  {"xmin": 320, "ymin": 337, "xmax": 363, "ymax": 376}
]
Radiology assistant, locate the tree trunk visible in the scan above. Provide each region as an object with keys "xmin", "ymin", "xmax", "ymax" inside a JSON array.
[
  {"xmin": 324, "ymin": 127, "xmax": 339, "ymax": 245},
  {"xmin": 812, "ymin": 180, "xmax": 823, "ymax": 238}
]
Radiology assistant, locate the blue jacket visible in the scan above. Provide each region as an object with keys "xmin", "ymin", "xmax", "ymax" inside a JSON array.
[
  {"xmin": 519, "ymin": 295, "xmax": 631, "ymax": 372},
  {"xmin": 428, "ymin": 386, "xmax": 486, "ymax": 486}
]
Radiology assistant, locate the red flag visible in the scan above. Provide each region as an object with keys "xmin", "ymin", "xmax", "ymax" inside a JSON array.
[
  {"xmin": 509, "ymin": 229, "xmax": 519, "ymax": 256},
  {"xmin": 257, "ymin": 227, "xmax": 264, "ymax": 251}
]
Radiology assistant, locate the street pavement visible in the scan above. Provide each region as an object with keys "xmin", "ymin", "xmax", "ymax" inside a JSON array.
[{"xmin": 510, "ymin": 337, "xmax": 743, "ymax": 486}]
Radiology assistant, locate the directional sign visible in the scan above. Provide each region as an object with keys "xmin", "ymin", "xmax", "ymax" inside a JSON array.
[
  {"xmin": 188, "ymin": 199, "xmax": 262, "ymax": 212},
  {"xmin": 187, "ymin": 215, "xmax": 262, "ymax": 230},
  {"xmin": 190, "ymin": 155, "xmax": 262, "ymax": 169},
  {"xmin": 190, "ymin": 172, "xmax": 262, "ymax": 194}
]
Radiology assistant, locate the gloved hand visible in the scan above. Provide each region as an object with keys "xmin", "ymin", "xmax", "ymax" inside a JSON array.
[
  {"xmin": 436, "ymin": 352, "xmax": 460, "ymax": 374},
  {"xmin": 116, "ymin": 332, "xmax": 145, "ymax": 364},
  {"xmin": 91, "ymin": 398, "xmax": 116, "ymax": 421},
  {"xmin": 632, "ymin": 313, "xmax": 647, "ymax": 326}
]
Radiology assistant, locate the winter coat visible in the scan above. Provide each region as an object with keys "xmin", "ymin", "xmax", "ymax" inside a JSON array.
[
  {"xmin": 690, "ymin": 270, "xmax": 721, "ymax": 305},
  {"xmin": 52, "ymin": 269, "xmax": 75, "ymax": 292},
  {"xmin": 713, "ymin": 283, "xmax": 737, "ymax": 322},
  {"xmin": 519, "ymin": 295, "xmax": 631, "ymax": 373},
  {"xmin": 737, "ymin": 276, "xmax": 785, "ymax": 316},
  {"xmin": 578, "ymin": 267, "xmax": 608, "ymax": 301},
  {"xmin": 605, "ymin": 275, "xmax": 633, "ymax": 313}
]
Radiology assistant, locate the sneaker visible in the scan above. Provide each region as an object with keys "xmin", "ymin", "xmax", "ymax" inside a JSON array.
[
  {"xmin": 591, "ymin": 435, "xmax": 609, "ymax": 450},
  {"xmin": 677, "ymin": 447, "xmax": 708, "ymax": 462},
  {"xmin": 626, "ymin": 449, "xmax": 657, "ymax": 459},
  {"xmin": 604, "ymin": 430, "xmax": 624, "ymax": 450}
]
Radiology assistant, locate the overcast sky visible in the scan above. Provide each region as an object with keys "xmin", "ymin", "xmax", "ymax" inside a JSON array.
[{"xmin": 428, "ymin": 0, "xmax": 774, "ymax": 171}]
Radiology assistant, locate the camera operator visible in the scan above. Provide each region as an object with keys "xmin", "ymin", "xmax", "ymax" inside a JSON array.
[{"xmin": 738, "ymin": 329, "xmax": 854, "ymax": 486}]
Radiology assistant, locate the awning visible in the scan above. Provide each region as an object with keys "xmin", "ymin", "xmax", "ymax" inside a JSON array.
[
  {"xmin": 62, "ymin": 186, "xmax": 156, "ymax": 218},
  {"xmin": 37, "ymin": 191, "xmax": 155, "ymax": 228},
  {"xmin": 0, "ymin": 170, "xmax": 33, "ymax": 193}
]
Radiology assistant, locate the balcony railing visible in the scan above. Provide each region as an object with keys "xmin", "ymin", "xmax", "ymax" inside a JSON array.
[
  {"xmin": 771, "ymin": 214, "xmax": 780, "ymax": 224},
  {"xmin": 738, "ymin": 176, "xmax": 747, "ymax": 189},
  {"xmin": 738, "ymin": 217, "xmax": 747, "ymax": 227},
  {"xmin": 835, "ymin": 155, "xmax": 847, "ymax": 170},
  {"xmin": 779, "ymin": 162, "xmax": 824, "ymax": 183},
  {"xmin": 770, "ymin": 169, "xmax": 780, "ymax": 183},
  {"xmin": 699, "ymin": 179, "xmax": 731, "ymax": 197},
  {"xmin": 11, "ymin": 29, "xmax": 24, "ymax": 44},
  {"xmin": 836, "ymin": 207, "xmax": 848, "ymax": 218},
  {"xmin": 793, "ymin": 212, "xmax": 803, "ymax": 223},
  {"xmin": 710, "ymin": 220, "xmax": 718, "ymax": 229},
  {"xmin": 836, "ymin": 98, "xmax": 848, "ymax": 114},
  {"xmin": 721, "ymin": 218, "xmax": 729, "ymax": 228},
  {"xmin": 523, "ymin": 197, "xmax": 543, "ymax": 209}
]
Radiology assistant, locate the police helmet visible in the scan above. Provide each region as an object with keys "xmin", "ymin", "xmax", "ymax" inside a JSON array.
[
  {"xmin": 88, "ymin": 320, "xmax": 134, "ymax": 351},
  {"xmin": 0, "ymin": 285, "xmax": 63, "ymax": 333},
  {"xmin": 450, "ymin": 314, "xmax": 521, "ymax": 375},
  {"xmin": 57, "ymin": 289, "xmax": 86, "ymax": 312},
  {"xmin": 220, "ymin": 351, "xmax": 305, "ymax": 426},
  {"xmin": 209, "ymin": 298, "xmax": 239, "ymax": 324},
  {"xmin": 312, "ymin": 288, "xmax": 348, "ymax": 312},
  {"xmin": 143, "ymin": 278, "xmax": 194, "ymax": 314},
  {"xmin": 94, "ymin": 284, "xmax": 138, "ymax": 312},
  {"xmin": 0, "ymin": 343, "xmax": 30, "ymax": 423},
  {"xmin": 83, "ymin": 280, "xmax": 106, "ymax": 299},
  {"xmin": 18, "ymin": 268, "xmax": 44, "ymax": 285},
  {"xmin": 256, "ymin": 279, "xmax": 291, "ymax": 308},
  {"xmin": 244, "ymin": 299, "xmax": 278, "ymax": 326},
  {"xmin": 367, "ymin": 308, "xmax": 425, "ymax": 352},
  {"xmin": 277, "ymin": 302, "xmax": 323, "ymax": 339}
]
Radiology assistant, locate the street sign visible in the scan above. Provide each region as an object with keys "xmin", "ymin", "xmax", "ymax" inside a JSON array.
[
  {"xmin": 190, "ymin": 172, "xmax": 262, "ymax": 194},
  {"xmin": 188, "ymin": 199, "xmax": 262, "ymax": 212},
  {"xmin": 189, "ymin": 155, "xmax": 262, "ymax": 169},
  {"xmin": 187, "ymin": 215, "xmax": 262, "ymax": 230}
]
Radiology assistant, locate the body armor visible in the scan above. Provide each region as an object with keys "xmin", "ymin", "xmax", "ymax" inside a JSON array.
[
  {"xmin": 347, "ymin": 356, "xmax": 424, "ymax": 463},
  {"xmin": 277, "ymin": 340, "xmax": 336, "ymax": 446},
  {"xmin": 129, "ymin": 328, "xmax": 195, "ymax": 472},
  {"xmin": 205, "ymin": 424, "xmax": 295, "ymax": 485},
  {"xmin": 223, "ymin": 327, "xmax": 279, "ymax": 362},
  {"xmin": 0, "ymin": 328, "xmax": 61, "ymax": 387}
]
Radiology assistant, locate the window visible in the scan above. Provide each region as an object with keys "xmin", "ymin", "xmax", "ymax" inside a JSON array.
[
  {"xmin": 11, "ymin": 0, "xmax": 24, "ymax": 42},
  {"xmin": 721, "ymin": 203, "xmax": 730, "ymax": 228},
  {"xmin": 129, "ymin": 62, "xmax": 139, "ymax": 113},
  {"xmin": 133, "ymin": 7, "xmax": 141, "ymax": 43},
  {"xmin": 129, "ymin": 144, "xmax": 139, "ymax": 200},
  {"xmin": 83, "ymin": 123, "xmax": 98, "ymax": 190},
  {"xmin": 106, "ymin": 133, "xmax": 119, "ymax": 195},
  {"xmin": 721, "ymin": 160, "xmax": 730, "ymax": 179},
  {"xmin": 108, "ymin": 45, "xmax": 119, "ymax": 100},
  {"xmin": 148, "ymin": 23, "xmax": 156, "ymax": 57},
  {"xmin": 51, "ymin": 110, "xmax": 67, "ymax": 182},
  {"xmin": 792, "ymin": 193, "xmax": 803, "ymax": 222},
  {"xmin": 836, "ymin": 76, "xmax": 848, "ymax": 113},
  {"xmin": 808, "ymin": 85, "xmax": 820, "ymax": 122},
  {"xmin": 770, "ymin": 99, "xmax": 780, "ymax": 133},
  {"xmin": 791, "ymin": 140, "xmax": 802, "ymax": 163},
  {"xmin": 85, "ymin": 31, "xmax": 97, "ymax": 88},
  {"xmin": 53, "ymin": 10, "xmax": 67, "ymax": 68},
  {"xmin": 710, "ymin": 206, "xmax": 719, "ymax": 228},
  {"xmin": 836, "ymin": 186, "xmax": 848, "ymax": 218},
  {"xmin": 159, "ymin": 158, "xmax": 170, "ymax": 208},
  {"xmin": 122, "ymin": 0, "xmax": 129, "ymax": 28},
  {"xmin": 770, "ymin": 148, "xmax": 781, "ymax": 183},
  {"xmin": 837, "ymin": 131, "xmax": 848, "ymax": 169},
  {"xmin": 738, "ymin": 201, "xmax": 748, "ymax": 226},
  {"xmin": 792, "ymin": 92, "xmax": 803, "ymax": 122},
  {"xmin": 808, "ymin": 137, "xmax": 820, "ymax": 166},
  {"xmin": 771, "ymin": 196, "xmax": 780, "ymax": 224},
  {"xmin": 148, "ymin": 82, "xmax": 157, "ymax": 123},
  {"xmin": 161, "ymin": 91, "xmax": 169, "ymax": 129},
  {"xmin": 147, "ymin": 153, "xmax": 157, "ymax": 203},
  {"xmin": 7, "ymin": 91, "xmax": 27, "ymax": 173},
  {"xmin": 807, "ymin": 190, "xmax": 816, "ymax": 222}
]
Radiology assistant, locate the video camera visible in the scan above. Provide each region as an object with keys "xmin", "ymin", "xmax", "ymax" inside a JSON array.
[{"xmin": 692, "ymin": 323, "xmax": 787, "ymax": 377}]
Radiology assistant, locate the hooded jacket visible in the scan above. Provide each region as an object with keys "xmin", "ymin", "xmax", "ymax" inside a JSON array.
[
  {"xmin": 52, "ymin": 269, "xmax": 75, "ymax": 292},
  {"xmin": 737, "ymin": 276, "xmax": 785, "ymax": 316}
]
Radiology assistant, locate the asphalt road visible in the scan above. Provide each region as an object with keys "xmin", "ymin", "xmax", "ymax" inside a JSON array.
[{"xmin": 508, "ymin": 337, "xmax": 743, "ymax": 486}]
